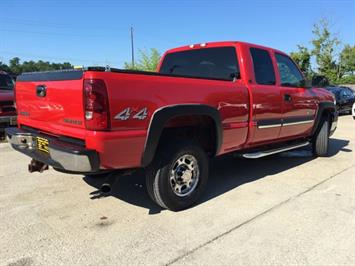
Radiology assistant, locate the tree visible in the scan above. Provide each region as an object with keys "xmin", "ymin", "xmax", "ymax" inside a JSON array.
[
  {"xmin": 0, "ymin": 61, "xmax": 11, "ymax": 73},
  {"xmin": 311, "ymin": 18, "xmax": 340, "ymax": 82},
  {"xmin": 2, "ymin": 57, "xmax": 73, "ymax": 75},
  {"xmin": 290, "ymin": 45, "xmax": 312, "ymax": 78},
  {"xmin": 339, "ymin": 44, "xmax": 355, "ymax": 76},
  {"xmin": 124, "ymin": 48, "xmax": 161, "ymax": 71},
  {"xmin": 9, "ymin": 57, "xmax": 22, "ymax": 75}
]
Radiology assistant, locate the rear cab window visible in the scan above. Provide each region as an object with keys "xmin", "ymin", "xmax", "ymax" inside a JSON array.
[
  {"xmin": 159, "ymin": 47, "xmax": 240, "ymax": 81},
  {"xmin": 250, "ymin": 47, "xmax": 276, "ymax": 85}
]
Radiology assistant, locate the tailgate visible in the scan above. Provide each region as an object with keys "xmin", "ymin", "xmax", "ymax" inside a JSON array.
[{"xmin": 16, "ymin": 70, "xmax": 85, "ymax": 135}]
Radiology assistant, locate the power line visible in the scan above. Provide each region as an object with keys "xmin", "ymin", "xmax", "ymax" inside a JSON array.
[
  {"xmin": 0, "ymin": 28, "xmax": 110, "ymax": 39},
  {"xmin": 0, "ymin": 16, "xmax": 183, "ymax": 46},
  {"xmin": 0, "ymin": 16, "xmax": 126, "ymax": 31},
  {"xmin": 130, "ymin": 26, "xmax": 135, "ymax": 68}
]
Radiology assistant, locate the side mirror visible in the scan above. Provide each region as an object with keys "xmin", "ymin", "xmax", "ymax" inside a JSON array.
[
  {"xmin": 311, "ymin": 75, "xmax": 329, "ymax": 87},
  {"xmin": 299, "ymin": 79, "xmax": 312, "ymax": 88},
  {"xmin": 304, "ymin": 79, "xmax": 312, "ymax": 88}
]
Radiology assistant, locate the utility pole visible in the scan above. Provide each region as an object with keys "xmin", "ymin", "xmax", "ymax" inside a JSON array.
[{"xmin": 130, "ymin": 26, "xmax": 135, "ymax": 68}]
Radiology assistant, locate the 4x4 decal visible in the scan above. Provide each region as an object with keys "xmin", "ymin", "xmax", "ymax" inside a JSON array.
[
  {"xmin": 114, "ymin": 107, "xmax": 148, "ymax": 121},
  {"xmin": 133, "ymin": 107, "xmax": 148, "ymax": 120}
]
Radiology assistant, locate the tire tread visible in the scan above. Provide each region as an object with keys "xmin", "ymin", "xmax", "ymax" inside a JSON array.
[{"xmin": 313, "ymin": 119, "xmax": 329, "ymax": 156}]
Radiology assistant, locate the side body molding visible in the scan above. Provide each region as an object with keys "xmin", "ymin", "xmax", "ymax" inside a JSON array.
[{"xmin": 141, "ymin": 104, "xmax": 223, "ymax": 167}]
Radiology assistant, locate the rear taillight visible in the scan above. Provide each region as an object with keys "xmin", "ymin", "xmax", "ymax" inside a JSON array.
[{"xmin": 83, "ymin": 79, "xmax": 110, "ymax": 130}]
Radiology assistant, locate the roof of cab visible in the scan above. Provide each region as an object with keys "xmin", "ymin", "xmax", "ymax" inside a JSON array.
[{"xmin": 164, "ymin": 41, "xmax": 287, "ymax": 56}]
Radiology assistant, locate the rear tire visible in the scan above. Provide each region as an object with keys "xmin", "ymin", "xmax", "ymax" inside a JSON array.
[
  {"xmin": 145, "ymin": 141, "xmax": 209, "ymax": 211},
  {"xmin": 312, "ymin": 119, "xmax": 330, "ymax": 157}
]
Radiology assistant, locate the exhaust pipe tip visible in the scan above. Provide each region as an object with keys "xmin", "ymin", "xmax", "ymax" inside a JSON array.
[
  {"xmin": 99, "ymin": 171, "xmax": 118, "ymax": 194},
  {"xmin": 100, "ymin": 183, "xmax": 112, "ymax": 194}
]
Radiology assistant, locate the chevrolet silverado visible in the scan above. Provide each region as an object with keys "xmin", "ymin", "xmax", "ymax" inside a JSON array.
[{"xmin": 6, "ymin": 41, "xmax": 337, "ymax": 211}]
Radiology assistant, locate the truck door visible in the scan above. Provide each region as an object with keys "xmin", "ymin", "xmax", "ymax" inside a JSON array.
[
  {"xmin": 249, "ymin": 47, "xmax": 283, "ymax": 144},
  {"xmin": 274, "ymin": 53, "xmax": 317, "ymax": 139}
]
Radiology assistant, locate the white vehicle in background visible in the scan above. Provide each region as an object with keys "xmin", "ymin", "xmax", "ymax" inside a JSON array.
[{"xmin": 352, "ymin": 102, "xmax": 355, "ymax": 119}]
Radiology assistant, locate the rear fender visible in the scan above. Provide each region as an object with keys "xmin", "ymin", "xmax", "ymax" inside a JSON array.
[{"xmin": 141, "ymin": 104, "xmax": 222, "ymax": 167}]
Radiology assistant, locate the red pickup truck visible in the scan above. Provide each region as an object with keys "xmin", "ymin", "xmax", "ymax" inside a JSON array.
[
  {"xmin": 6, "ymin": 41, "xmax": 337, "ymax": 211},
  {"xmin": 0, "ymin": 71, "xmax": 17, "ymax": 138}
]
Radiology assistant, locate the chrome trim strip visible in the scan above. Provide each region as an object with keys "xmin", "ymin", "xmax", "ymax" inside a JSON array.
[
  {"xmin": 257, "ymin": 118, "xmax": 314, "ymax": 129},
  {"xmin": 282, "ymin": 120, "xmax": 314, "ymax": 126},
  {"xmin": 257, "ymin": 124, "xmax": 282, "ymax": 129},
  {"xmin": 242, "ymin": 141, "xmax": 310, "ymax": 159}
]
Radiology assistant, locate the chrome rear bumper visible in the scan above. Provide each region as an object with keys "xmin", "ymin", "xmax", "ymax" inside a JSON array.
[{"xmin": 5, "ymin": 127, "xmax": 100, "ymax": 173}]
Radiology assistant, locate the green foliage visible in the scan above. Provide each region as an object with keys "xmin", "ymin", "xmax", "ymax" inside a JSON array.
[
  {"xmin": 290, "ymin": 45, "xmax": 312, "ymax": 78},
  {"xmin": 311, "ymin": 18, "xmax": 340, "ymax": 82},
  {"xmin": 0, "ymin": 57, "xmax": 73, "ymax": 75},
  {"xmin": 333, "ymin": 75, "xmax": 355, "ymax": 85},
  {"xmin": 0, "ymin": 61, "xmax": 11, "ymax": 73},
  {"xmin": 124, "ymin": 48, "xmax": 161, "ymax": 71},
  {"xmin": 291, "ymin": 18, "xmax": 355, "ymax": 84},
  {"xmin": 340, "ymin": 44, "xmax": 355, "ymax": 75}
]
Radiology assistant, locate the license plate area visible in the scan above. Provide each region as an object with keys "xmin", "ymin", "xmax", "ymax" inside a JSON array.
[{"xmin": 36, "ymin": 136, "xmax": 49, "ymax": 153}]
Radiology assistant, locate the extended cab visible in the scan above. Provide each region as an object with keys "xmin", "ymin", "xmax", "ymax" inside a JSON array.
[
  {"xmin": 6, "ymin": 41, "xmax": 337, "ymax": 210},
  {"xmin": 0, "ymin": 71, "xmax": 17, "ymax": 138}
]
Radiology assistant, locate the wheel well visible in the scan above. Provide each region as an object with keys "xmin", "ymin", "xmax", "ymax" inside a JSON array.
[
  {"xmin": 141, "ymin": 104, "xmax": 222, "ymax": 167},
  {"xmin": 314, "ymin": 109, "xmax": 333, "ymax": 138},
  {"xmin": 158, "ymin": 115, "xmax": 218, "ymax": 157}
]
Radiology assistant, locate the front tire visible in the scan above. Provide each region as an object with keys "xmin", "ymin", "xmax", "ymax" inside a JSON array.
[
  {"xmin": 146, "ymin": 141, "xmax": 209, "ymax": 211},
  {"xmin": 312, "ymin": 119, "xmax": 330, "ymax": 157}
]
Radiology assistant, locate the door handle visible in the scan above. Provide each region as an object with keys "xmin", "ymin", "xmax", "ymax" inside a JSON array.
[{"xmin": 284, "ymin": 94, "xmax": 292, "ymax": 102}]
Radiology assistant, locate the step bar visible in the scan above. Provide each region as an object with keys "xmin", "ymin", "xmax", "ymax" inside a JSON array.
[{"xmin": 242, "ymin": 141, "xmax": 310, "ymax": 159}]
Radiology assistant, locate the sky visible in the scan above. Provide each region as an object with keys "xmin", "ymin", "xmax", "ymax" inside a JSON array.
[{"xmin": 1, "ymin": 0, "xmax": 354, "ymax": 68}]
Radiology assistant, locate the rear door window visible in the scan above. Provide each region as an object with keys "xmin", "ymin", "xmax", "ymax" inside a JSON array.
[
  {"xmin": 250, "ymin": 48, "xmax": 276, "ymax": 85},
  {"xmin": 159, "ymin": 47, "xmax": 240, "ymax": 81}
]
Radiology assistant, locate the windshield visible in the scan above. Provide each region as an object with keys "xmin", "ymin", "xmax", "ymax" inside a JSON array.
[{"xmin": 0, "ymin": 74, "xmax": 14, "ymax": 90}]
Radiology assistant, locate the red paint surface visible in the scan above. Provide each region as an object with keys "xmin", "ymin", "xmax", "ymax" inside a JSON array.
[{"xmin": 16, "ymin": 41, "xmax": 335, "ymax": 169}]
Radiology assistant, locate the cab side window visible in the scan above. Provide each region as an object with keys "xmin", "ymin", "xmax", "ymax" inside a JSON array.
[
  {"xmin": 250, "ymin": 48, "xmax": 276, "ymax": 85},
  {"xmin": 275, "ymin": 53, "xmax": 304, "ymax": 87}
]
